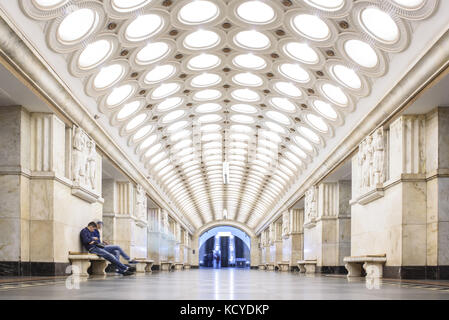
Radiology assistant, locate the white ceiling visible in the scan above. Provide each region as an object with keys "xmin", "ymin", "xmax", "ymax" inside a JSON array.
[{"xmin": 0, "ymin": 0, "xmax": 446, "ymax": 232}]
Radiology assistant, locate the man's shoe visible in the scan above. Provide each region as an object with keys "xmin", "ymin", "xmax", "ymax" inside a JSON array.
[
  {"xmin": 124, "ymin": 264, "xmax": 136, "ymax": 272},
  {"xmin": 128, "ymin": 260, "xmax": 139, "ymax": 264},
  {"xmin": 104, "ymin": 264, "xmax": 116, "ymax": 273},
  {"xmin": 122, "ymin": 269, "xmax": 134, "ymax": 276}
]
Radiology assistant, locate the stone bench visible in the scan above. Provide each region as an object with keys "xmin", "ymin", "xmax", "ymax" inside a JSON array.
[
  {"xmin": 265, "ymin": 263, "xmax": 275, "ymax": 271},
  {"xmin": 343, "ymin": 254, "xmax": 387, "ymax": 279},
  {"xmin": 258, "ymin": 264, "xmax": 266, "ymax": 270},
  {"xmin": 134, "ymin": 258, "xmax": 154, "ymax": 273},
  {"xmin": 68, "ymin": 251, "xmax": 110, "ymax": 278},
  {"xmin": 277, "ymin": 261, "xmax": 290, "ymax": 272},
  {"xmin": 174, "ymin": 262, "xmax": 184, "ymax": 270},
  {"xmin": 184, "ymin": 263, "xmax": 191, "ymax": 270},
  {"xmin": 297, "ymin": 260, "xmax": 317, "ymax": 274},
  {"xmin": 160, "ymin": 261, "xmax": 174, "ymax": 271}
]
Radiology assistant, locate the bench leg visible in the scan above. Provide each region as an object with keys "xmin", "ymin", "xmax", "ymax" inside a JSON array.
[
  {"xmin": 363, "ymin": 262, "xmax": 384, "ymax": 279},
  {"xmin": 161, "ymin": 263, "xmax": 169, "ymax": 271},
  {"xmin": 258, "ymin": 266, "xmax": 266, "ymax": 270},
  {"xmin": 279, "ymin": 265, "xmax": 289, "ymax": 272},
  {"xmin": 184, "ymin": 265, "xmax": 190, "ymax": 270},
  {"xmin": 304, "ymin": 264, "xmax": 316, "ymax": 274},
  {"xmin": 345, "ymin": 262, "xmax": 362, "ymax": 278},
  {"xmin": 298, "ymin": 264, "xmax": 306, "ymax": 273},
  {"xmin": 71, "ymin": 260, "xmax": 91, "ymax": 278},
  {"xmin": 145, "ymin": 263, "xmax": 153, "ymax": 273},
  {"xmin": 91, "ymin": 260, "xmax": 108, "ymax": 276},
  {"xmin": 135, "ymin": 262, "xmax": 147, "ymax": 273}
]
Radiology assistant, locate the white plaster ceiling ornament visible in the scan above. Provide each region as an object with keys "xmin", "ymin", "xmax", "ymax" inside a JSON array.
[{"xmin": 20, "ymin": 0, "xmax": 438, "ymax": 229}]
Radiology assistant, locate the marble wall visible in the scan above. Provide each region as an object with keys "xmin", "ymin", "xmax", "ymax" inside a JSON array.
[{"xmin": 0, "ymin": 107, "xmax": 104, "ymax": 275}]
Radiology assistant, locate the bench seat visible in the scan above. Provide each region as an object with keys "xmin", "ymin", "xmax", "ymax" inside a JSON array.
[
  {"xmin": 174, "ymin": 262, "xmax": 184, "ymax": 270},
  {"xmin": 133, "ymin": 258, "xmax": 154, "ymax": 273},
  {"xmin": 68, "ymin": 251, "xmax": 109, "ymax": 278},
  {"xmin": 160, "ymin": 261, "xmax": 174, "ymax": 271},
  {"xmin": 277, "ymin": 261, "xmax": 290, "ymax": 272},
  {"xmin": 297, "ymin": 260, "xmax": 317, "ymax": 274},
  {"xmin": 265, "ymin": 263, "xmax": 275, "ymax": 271},
  {"xmin": 343, "ymin": 254, "xmax": 386, "ymax": 279}
]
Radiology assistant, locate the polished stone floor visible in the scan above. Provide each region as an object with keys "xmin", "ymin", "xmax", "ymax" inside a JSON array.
[{"xmin": 1, "ymin": 268, "xmax": 449, "ymax": 299}]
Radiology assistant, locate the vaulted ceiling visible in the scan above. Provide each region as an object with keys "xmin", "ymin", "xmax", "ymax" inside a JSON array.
[{"xmin": 4, "ymin": 0, "xmax": 441, "ymax": 230}]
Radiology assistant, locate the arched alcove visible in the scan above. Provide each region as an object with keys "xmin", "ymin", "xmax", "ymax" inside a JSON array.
[{"xmin": 199, "ymin": 226, "xmax": 251, "ymax": 268}]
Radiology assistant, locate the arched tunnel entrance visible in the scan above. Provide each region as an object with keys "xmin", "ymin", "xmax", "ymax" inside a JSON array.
[{"xmin": 199, "ymin": 226, "xmax": 251, "ymax": 268}]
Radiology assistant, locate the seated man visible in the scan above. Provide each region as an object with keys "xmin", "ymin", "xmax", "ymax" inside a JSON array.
[
  {"xmin": 93, "ymin": 221, "xmax": 138, "ymax": 271},
  {"xmin": 80, "ymin": 222, "xmax": 134, "ymax": 276}
]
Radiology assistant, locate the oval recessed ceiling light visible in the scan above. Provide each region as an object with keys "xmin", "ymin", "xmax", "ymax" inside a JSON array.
[
  {"xmin": 133, "ymin": 124, "xmax": 153, "ymax": 141},
  {"xmin": 292, "ymin": 14, "xmax": 330, "ymax": 40},
  {"xmin": 178, "ymin": 0, "xmax": 219, "ymax": 25},
  {"xmin": 234, "ymin": 30, "xmax": 270, "ymax": 50},
  {"xmin": 93, "ymin": 64, "xmax": 124, "ymax": 89},
  {"xmin": 344, "ymin": 39, "xmax": 378, "ymax": 68},
  {"xmin": 156, "ymin": 97, "xmax": 183, "ymax": 112},
  {"xmin": 125, "ymin": 14, "xmax": 163, "ymax": 42},
  {"xmin": 232, "ymin": 73, "xmax": 263, "ymax": 87},
  {"xmin": 106, "ymin": 84, "xmax": 134, "ymax": 106},
  {"xmin": 162, "ymin": 109, "xmax": 185, "ymax": 123},
  {"xmin": 126, "ymin": 113, "xmax": 147, "ymax": 131},
  {"xmin": 135, "ymin": 42, "xmax": 170, "ymax": 65},
  {"xmin": 57, "ymin": 8, "xmax": 98, "ymax": 44},
  {"xmin": 191, "ymin": 73, "xmax": 221, "ymax": 87},
  {"xmin": 170, "ymin": 129, "xmax": 191, "ymax": 141},
  {"xmin": 273, "ymin": 82, "xmax": 302, "ymax": 98},
  {"xmin": 167, "ymin": 120, "xmax": 189, "ymax": 132},
  {"xmin": 231, "ymin": 124, "xmax": 253, "ymax": 133},
  {"xmin": 288, "ymin": 143, "xmax": 308, "ymax": 159},
  {"xmin": 187, "ymin": 53, "xmax": 221, "ymax": 70},
  {"xmin": 283, "ymin": 42, "xmax": 319, "ymax": 64},
  {"xmin": 117, "ymin": 100, "xmax": 140, "ymax": 119},
  {"xmin": 331, "ymin": 65, "xmax": 361, "ymax": 89},
  {"xmin": 360, "ymin": 7, "xmax": 399, "ymax": 43},
  {"xmin": 306, "ymin": 113, "xmax": 328, "ymax": 132},
  {"xmin": 230, "ymin": 114, "xmax": 255, "ymax": 124},
  {"xmin": 78, "ymin": 39, "xmax": 112, "ymax": 70},
  {"xmin": 233, "ymin": 53, "xmax": 267, "ymax": 70},
  {"xmin": 298, "ymin": 126, "xmax": 320, "ymax": 144},
  {"xmin": 195, "ymin": 103, "xmax": 222, "ymax": 113},
  {"xmin": 313, "ymin": 100, "xmax": 337, "ymax": 120},
  {"xmin": 139, "ymin": 134, "xmax": 158, "ymax": 150},
  {"xmin": 231, "ymin": 88, "xmax": 260, "ymax": 102},
  {"xmin": 270, "ymin": 97, "xmax": 297, "ymax": 113},
  {"xmin": 321, "ymin": 83, "xmax": 348, "ymax": 106},
  {"xmin": 198, "ymin": 114, "xmax": 222, "ymax": 124},
  {"xmin": 303, "ymin": 0, "xmax": 345, "ymax": 11},
  {"xmin": 111, "ymin": 0, "xmax": 152, "ymax": 12},
  {"xmin": 145, "ymin": 143, "xmax": 162, "ymax": 157},
  {"xmin": 266, "ymin": 110, "xmax": 291, "ymax": 125},
  {"xmin": 265, "ymin": 121, "xmax": 286, "ymax": 134},
  {"xmin": 236, "ymin": 1, "xmax": 275, "ymax": 24},
  {"xmin": 144, "ymin": 64, "xmax": 176, "ymax": 84},
  {"xmin": 279, "ymin": 63, "xmax": 310, "ymax": 83},
  {"xmin": 294, "ymin": 135, "xmax": 314, "ymax": 152},
  {"xmin": 151, "ymin": 83, "xmax": 180, "ymax": 99},
  {"xmin": 201, "ymin": 123, "xmax": 221, "ymax": 132},
  {"xmin": 184, "ymin": 30, "xmax": 220, "ymax": 50},
  {"xmin": 193, "ymin": 89, "xmax": 222, "ymax": 101},
  {"xmin": 230, "ymin": 104, "xmax": 258, "ymax": 114}
]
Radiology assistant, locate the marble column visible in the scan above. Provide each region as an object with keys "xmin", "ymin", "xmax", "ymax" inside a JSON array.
[
  {"xmin": 282, "ymin": 209, "xmax": 304, "ymax": 269},
  {"xmin": 304, "ymin": 181, "xmax": 351, "ymax": 274},
  {"xmin": 425, "ymin": 109, "xmax": 449, "ymax": 278},
  {"xmin": 351, "ymin": 116, "xmax": 428, "ymax": 278},
  {"xmin": 274, "ymin": 220, "xmax": 283, "ymax": 265},
  {"xmin": 147, "ymin": 208, "xmax": 161, "ymax": 265}
]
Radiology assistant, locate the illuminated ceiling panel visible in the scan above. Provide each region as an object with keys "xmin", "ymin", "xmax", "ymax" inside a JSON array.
[{"xmin": 18, "ymin": 0, "xmax": 438, "ymax": 230}]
